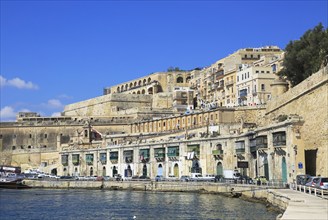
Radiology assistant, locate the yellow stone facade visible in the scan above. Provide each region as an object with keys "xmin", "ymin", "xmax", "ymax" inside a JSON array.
[{"xmin": 0, "ymin": 48, "xmax": 327, "ymax": 185}]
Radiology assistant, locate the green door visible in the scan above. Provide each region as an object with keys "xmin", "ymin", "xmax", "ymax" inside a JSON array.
[
  {"xmin": 217, "ymin": 162, "xmax": 223, "ymax": 176},
  {"xmin": 282, "ymin": 157, "xmax": 287, "ymax": 183}
]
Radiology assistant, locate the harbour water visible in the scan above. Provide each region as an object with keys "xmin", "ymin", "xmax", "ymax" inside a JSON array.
[{"xmin": 0, "ymin": 189, "xmax": 280, "ymax": 220}]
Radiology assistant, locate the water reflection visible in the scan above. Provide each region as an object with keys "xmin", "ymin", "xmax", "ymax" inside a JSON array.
[{"xmin": 0, "ymin": 189, "xmax": 279, "ymax": 220}]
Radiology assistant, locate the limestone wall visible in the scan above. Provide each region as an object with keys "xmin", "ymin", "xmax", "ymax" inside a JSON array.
[
  {"xmin": 63, "ymin": 93, "xmax": 152, "ymax": 117},
  {"xmin": 265, "ymin": 66, "xmax": 328, "ymax": 176}
]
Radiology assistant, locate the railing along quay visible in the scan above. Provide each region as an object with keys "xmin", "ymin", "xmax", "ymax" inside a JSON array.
[{"xmin": 291, "ymin": 184, "xmax": 328, "ymax": 200}]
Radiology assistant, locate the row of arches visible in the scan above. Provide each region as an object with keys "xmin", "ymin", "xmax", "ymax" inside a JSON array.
[{"xmin": 116, "ymin": 77, "xmax": 152, "ymax": 93}]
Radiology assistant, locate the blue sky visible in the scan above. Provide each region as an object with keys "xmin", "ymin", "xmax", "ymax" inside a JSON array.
[{"xmin": 1, "ymin": 0, "xmax": 327, "ymax": 121}]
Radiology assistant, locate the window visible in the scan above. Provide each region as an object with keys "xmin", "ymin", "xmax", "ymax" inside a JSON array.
[
  {"xmin": 273, "ymin": 132, "xmax": 286, "ymax": 146},
  {"xmin": 247, "ymin": 72, "xmax": 249, "ymax": 78},
  {"xmin": 261, "ymin": 84, "xmax": 265, "ymax": 91},
  {"xmin": 256, "ymin": 70, "xmax": 259, "ymax": 73},
  {"xmin": 176, "ymin": 77, "xmax": 184, "ymax": 83},
  {"xmin": 44, "ymin": 134, "xmax": 48, "ymax": 139},
  {"xmin": 29, "ymin": 134, "xmax": 32, "ymax": 138},
  {"xmin": 237, "ymin": 76, "xmax": 239, "ymax": 82}
]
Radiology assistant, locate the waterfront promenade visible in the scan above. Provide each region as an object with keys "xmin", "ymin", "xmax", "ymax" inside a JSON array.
[
  {"xmin": 272, "ymin": 189, "xmax": 328, "ymax": 220},
  {"xmin": 24, "ymin": 180, "xmax": 328, "ymax": 219}
]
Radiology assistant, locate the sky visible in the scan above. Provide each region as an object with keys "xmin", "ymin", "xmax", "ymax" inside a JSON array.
[{"xmin": 1, "ymin": 0, "xmax": 327, "ymax": 122}]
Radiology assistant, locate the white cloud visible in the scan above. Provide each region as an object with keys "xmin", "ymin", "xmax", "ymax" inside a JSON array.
[
  {"xmin": 0, "ymin": 75, "xmax": 38, "ymax": 89},
  {"xmin": 58, "ymin": 94, "xmax": 73, "ymax": 99},
  {"xmin": 0, "ymin": 76, "xmax": 6, "ymax": 87},
  {"xmin": 47, "ymin": 99, "xmax": 63, "ymax": 108},
  {"xmin": 0, "ymin": 106, "xmax": 17, "ymax": 121},
  {"xmin": 51, "ymin": 112, "xmax": 62, "ymax": 117}
]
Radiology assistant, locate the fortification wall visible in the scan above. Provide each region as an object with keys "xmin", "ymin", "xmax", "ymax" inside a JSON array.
[
  {"xmin": 265, "ymin": 66, "xmax": 328, "ymax": 176},
  {"xmin": 63, "ymin": 93, "xmax": 152, "ymax": 117}
]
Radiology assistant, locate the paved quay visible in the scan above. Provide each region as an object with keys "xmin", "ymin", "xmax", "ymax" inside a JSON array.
[{"xmin": 272, "ymin": 189, "xmax": 328, "ymax": 220}]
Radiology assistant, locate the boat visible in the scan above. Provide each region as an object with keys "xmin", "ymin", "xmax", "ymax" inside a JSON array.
[
  {"xmin": 0, "ymin": 166, "xmax": 31, "ymax": 189},
  {"xmin": 0, "ymin": 178, "xmax": 31, "ymax": 189}
]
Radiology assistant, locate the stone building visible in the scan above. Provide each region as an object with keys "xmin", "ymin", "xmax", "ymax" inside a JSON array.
[{"xmin": 0, "ymin": 48, "xmax": 327, "ymax": 185}]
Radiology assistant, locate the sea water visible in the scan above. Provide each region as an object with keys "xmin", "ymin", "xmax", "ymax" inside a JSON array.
[{"xmin": 0, "ymin": 189, "xmax": 280, "ymax": 220}]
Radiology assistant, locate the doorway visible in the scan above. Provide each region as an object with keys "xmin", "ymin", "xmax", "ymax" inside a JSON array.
[
  {"xmin": 216, "ymin": 162, "xmax": 223, "ymax": 176},
  {"xmin": 143, "ymin": 164, "xmax": 147, "ymax": 176},
  {"xmin": 305, "ymin": 149, "xmax": 317, "ymax": 176},
  {"xmin": 173, "ymin": 164, "xmax": 179, "ymax": 177},
  {"xmin": 157, "ymin": 164, "xmax": 163, "ymax": 176},
  {"xmin": 282, "ymin": 157, "xmax": 287, "ymax": 182}
]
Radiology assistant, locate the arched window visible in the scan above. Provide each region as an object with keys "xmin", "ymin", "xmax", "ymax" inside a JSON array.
[
  {"xmin": 148, "ymin": 77, "xmax": 151, "ymax": 83},
  {"xmin": 177, "ymin": 76, "xmax": 184, "ymax": 83},
  {"xmin": 186, "ymin": 76, "xmax": 191, "ymax": 82},
  {"xmin": 142, "ymin": 89, "xmax": 145, "ymax": 94},
  {"xmin": 143, "ymin": 79, "xmax": 147, "ymax": 85},
  {"xmin": 130, "ymin": 83, "xmax": 133, "ymax": 88},
  {"xmin": 148, "ymin": 87, "xmax": 153, "ymax": 95},
  {"xmin": 138, "ymin": 80, "xmax": 142, "ymax": 86},
  {"xmin": 117, "ymin": 87, "xmax": 120, "ymax": 93}
]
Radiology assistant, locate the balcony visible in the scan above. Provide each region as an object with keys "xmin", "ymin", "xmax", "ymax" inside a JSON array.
[
  {"xmin": 155, "ymin": 152, "xmax": 165, "ymax": 159},
  {"xmin": 110, "ymin": 156, "xmax": 119, "ymax": 160},
  {"xmin": 86, "ymin": 160, "xmax": 93, "ymax": 165},
  {"xmin": 273, "ymin": 132, "xmax": 286, "ymax": 147},
  {"xmin": 212, "ymin": 149, "xmax": 224, "ymax": 160},
  {"xmin": 125, "ymin": 157, "xmax": 133, "ymax": 163},
  {"xmin": 250, "ymin": 146, "xmax": 257, "ymax": 153},
  {"xmin": 235, "ymin": 148, "xmax": 245, "ymax": 154},
  {"xmin": 225, "ymin": 80, "xmax": 234, "ymax": 87},
  {"xmin": 212, "ymin": 149, "xmax": 223, "ymax": 155}
]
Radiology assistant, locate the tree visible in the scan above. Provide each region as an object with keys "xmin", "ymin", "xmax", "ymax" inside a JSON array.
[{"xmin": 280, "ymin": 23, "xmax": 328, "ymax": 86}]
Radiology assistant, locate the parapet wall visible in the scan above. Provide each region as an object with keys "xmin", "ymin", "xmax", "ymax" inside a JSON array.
[
  {"xmin": 63, "ymin": 93, "xmax": 152, "ymax": 117},
  {"xmin": 266, "ymin": 66, "xmax": 328, "ymax": 114}
]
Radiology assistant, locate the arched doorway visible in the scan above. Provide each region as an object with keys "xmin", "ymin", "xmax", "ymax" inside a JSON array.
[
  {"xmin": 174, "ymin": 164, "xmax": 179, "ymax": 177},
  {"xmin": 102, "ymin": 166, "xmax": 106, "ymax": 176},
  {"xmin": 282, "ymin": 157, "xmax": 287, "ymax": 183},
  {"xmin": 90, "ymin": 167, "xmax": 93, "ymax": 176},
  {"xmin": 157, "ymin": 164, "xmax": 163, "ymax": 176},
  {"xmin": 143, "ymin": 165, "xmax": 147, "ymax": 176},
  {"xmin": 112, "ymin": 166, "xmax": 117, "ymax": 177},
  {"xmin": 125, "ymin": 165, "xmax": 132, "ymax": 177},
  {"xmin": 216, "ymin": 162, "xmax": 223, "ymax": 176},
  {"xmin": 191, "ymin": 160, "xmax": 201, "ymax": 173},
  {"xmin": 51, "ymin": 168, "xmax": 57, "ymax": 176}
]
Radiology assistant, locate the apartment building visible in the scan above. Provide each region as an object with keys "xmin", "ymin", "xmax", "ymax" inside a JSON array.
[{"xmin": 236, "ymin": 66, "xmax": 278, "ymax": 106}]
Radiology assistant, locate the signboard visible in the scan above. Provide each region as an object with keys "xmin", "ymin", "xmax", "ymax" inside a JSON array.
[
  {"xmin": 237, "ymin": 161, "xmax": 249, "ymax": 168},
  {"xmin": 298, "ymin": 162, "xmax": 303, "ymax": 169}
]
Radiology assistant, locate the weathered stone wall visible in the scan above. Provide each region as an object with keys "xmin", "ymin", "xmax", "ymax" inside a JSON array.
[
  {"xmin": 265, "ymin": 66, "xmax": 328, "ymax": 176},
  {"xmin": 234, "ymin": 107, "xmax": 267, "ymax": 126},
  {"xmin": 63, "ymin": 93, "xmax": 152, "ymax": 117}
]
